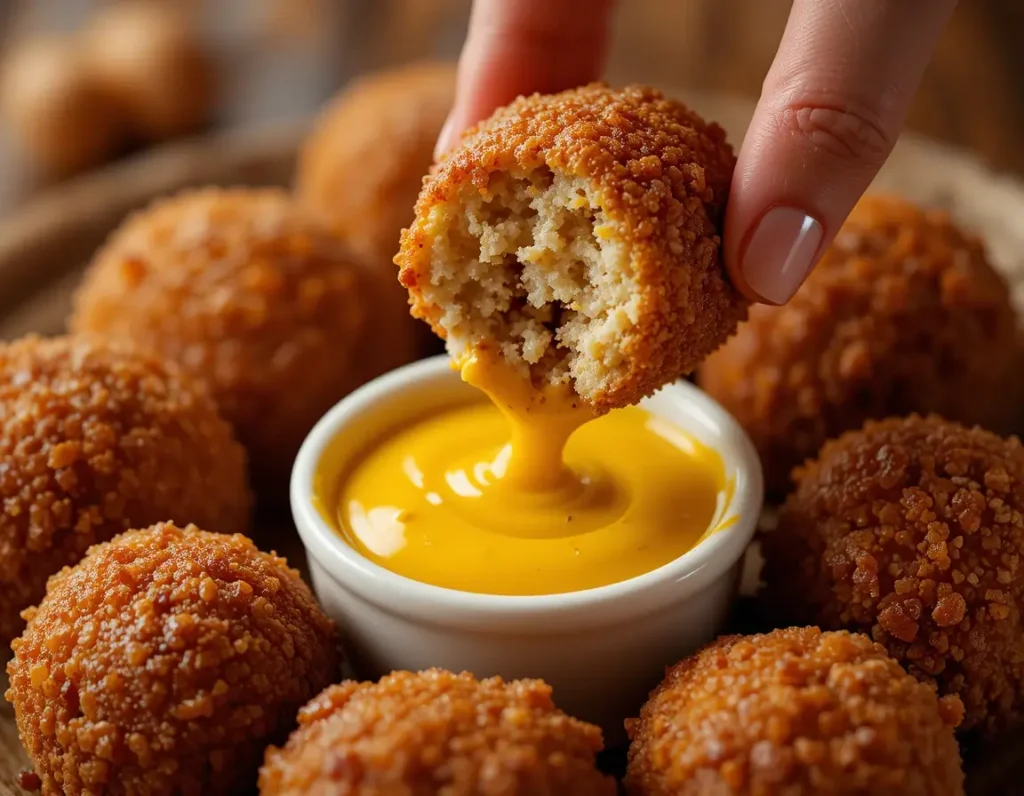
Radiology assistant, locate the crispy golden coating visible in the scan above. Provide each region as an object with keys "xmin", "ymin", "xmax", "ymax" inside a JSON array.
[
  {"xmin": 297, "ymin": 61, "xmax": 455, "ymax": 266},
  {"xmin": 70, "ymin": 188, "xmax": 419, "ymax": 494},
  {"xmin": 699, "ymin": 195, "xmax": 1020, "ymax": 496},
  {"xmin": 259, "ymin": 669, "xmax": 617, "ymax": 795},
  {"xmin": 297, "ymin": 62, "xmax": 455, "ymax": 358},
  {"xmin": 0, "ymin": 335, "xmax": 250, "ymax": 644},
  {"xmin": 761, "ymin": 415, "xmax": 1024, "ymax": 734},
  {"xmin": 625, "ymin": 628, "xmax": 965, "ymax": 796},
  {"xmin": 6, "ymin": 522, "xmax": 340, "ymax": 796},
  {"xmin": 397, "ymin": 83, "xmax": 746, "ymax": 411}
]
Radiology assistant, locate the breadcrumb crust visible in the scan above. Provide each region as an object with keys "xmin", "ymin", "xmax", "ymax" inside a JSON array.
[
  {"xmin": 297, "ymin": 60, "xmax": 456, "ymax": 266},
  {"xmin": 259, "ymin": 668, "xmax": 617, "ymax": 795},
  {"xmin": 6, "ymin": 522, "xmax": 340, "ymax": 795},
  {"xmin": 625, "ymin": 627, "xmax": 964, "ymax": 796},
  {"xmin": 296, "ymin": 62, "xmax": 456, "ymax": 358},
  {"xmin": 397, "ymin": 83, "xmax": 746, "ymax": 410},
  {"xmin": 0, "ymin": 335, "xmax": 251, "ymax": 644},
  {"xmin": 700, "ymin": 195, "xmax": 1021, "ymax": 495},
  {"xmin": 70, "ymin": 187, "xmax": 418, "ymax": 493},
  {"xmin": 762, "ymin": 415, "xmax": 1024, "ymax": 734}
]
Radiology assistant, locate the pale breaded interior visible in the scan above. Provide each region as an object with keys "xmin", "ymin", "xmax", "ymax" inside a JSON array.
[
  {"xmin": 399, "ymin": 84, "xmax": 748, "ymax": 411},
  {"xmin": 422, "ymin": 168, "xmax": 639, "ymax": 399}
]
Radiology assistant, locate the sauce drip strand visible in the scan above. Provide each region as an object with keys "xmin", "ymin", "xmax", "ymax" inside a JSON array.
[
  {"xmin": 459, "ymin": 350, "xmax": 595, "ymax": 492},
  {"xmin": 335, "ymin": 353, "xmax": 730, "ymax": 595}
]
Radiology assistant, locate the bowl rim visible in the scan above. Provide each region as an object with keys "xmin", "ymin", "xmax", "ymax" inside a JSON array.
[{"xmin": 291, "ymin": 354, "xmax": 764, "ymax": 632}]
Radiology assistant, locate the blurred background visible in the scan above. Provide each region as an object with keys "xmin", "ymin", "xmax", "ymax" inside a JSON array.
[{"xmin": 1, "ymin": 0, "xmax": 1023, "ymax": 218}]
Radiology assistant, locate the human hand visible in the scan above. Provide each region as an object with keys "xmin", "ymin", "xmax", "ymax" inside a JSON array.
[{"xmin": 436, "ymin": 0, "xmax": 956, "ymax": 305}]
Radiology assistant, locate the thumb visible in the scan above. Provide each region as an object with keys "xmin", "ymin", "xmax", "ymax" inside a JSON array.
[
  {"xmin": 435, "ymin": 0, "xmax": 614, "ymax": 158},
  {"xmin": 723, "ymin": 0, "xmax": 956, "ymax": 305}
]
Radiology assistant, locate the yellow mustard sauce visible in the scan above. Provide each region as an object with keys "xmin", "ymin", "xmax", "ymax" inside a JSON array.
[
  {"xmin": 460, "ymin": 350, "xmax": 595, "ymax": 491},
  {"xmin": 332, "ymin": 351, "xmax": 731, "ymax": 595}
]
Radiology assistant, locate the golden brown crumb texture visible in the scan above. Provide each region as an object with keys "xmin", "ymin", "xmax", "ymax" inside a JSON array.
[
  {"xmin": 297, "ymin": 60, "xmax": 456, "ymax": 265},
  {"xmin": 699, "ymin": 194, "xmax": 1020, "ymax": 495},
  {"xmin": 762, "ymin": 415, "xmax": 1024, "ymax": 734},
  {"xmin": 397, "ymin": 83, "xmax": 747, "ymax": 410},
  {"xmin": 70, "ymin": 187, "xmax": 418, "ymax": 492},
  {"xmin": 6, "ymin": 522, "xmax": 340, "ymax": 796},
  {"xmin": 260, "ymin": 668, "xmax": 617, "ymax": 795},
  {"xmin": 0, "ymin": 335, "xmax": 251, "ymax": 644},
  {"xmin": 625, "ymin": 627, "xmax": 964, "ymax": 796}
]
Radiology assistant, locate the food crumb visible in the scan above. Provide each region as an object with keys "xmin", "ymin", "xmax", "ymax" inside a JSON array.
[{"xmin": 397, "ymin": 83, "xmax": 746, "ymax": 411}]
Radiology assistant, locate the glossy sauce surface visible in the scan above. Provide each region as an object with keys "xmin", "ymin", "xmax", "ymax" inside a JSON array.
[{"xmin": 334, "ymin": 353, "xmax": 729, "ymax": 595}]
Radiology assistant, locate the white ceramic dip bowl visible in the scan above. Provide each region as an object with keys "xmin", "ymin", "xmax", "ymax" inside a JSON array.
[{"xmin": 291, "ymin": 354, "xmax": 763, "ymax": 743}]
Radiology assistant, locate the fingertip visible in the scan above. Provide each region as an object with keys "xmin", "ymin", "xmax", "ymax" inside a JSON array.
[
  {"xmin": 434, "ymin": 0, "xmax": 611, "ymax": 164},
  {"xmin": 722, "ymin": 202, "xmax": 756, "ymax": 303},
  {"xmin": 433, "ymin": 112, "xmax": 457, "ymax": 161},
  {"xmin": 723, "ymin": 173, "xmax": 827, "ymax": 307},
  {"xmin": 720, "ymin": 0, "xmax": 956, "ymax": 305},
  {"xmin": 737, "ymin": 206, "xmax": 824, "ymax": 306}
]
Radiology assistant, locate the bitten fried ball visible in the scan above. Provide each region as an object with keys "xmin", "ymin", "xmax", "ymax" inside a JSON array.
[
  {"xmin": 6, "ymin": 522, "xmax": 340, "ymax": 796},
  {"xmin": 70, "ymin": 188, "xmax": 419, "ymax": 493},
  {"xmin": 625, "ymin": 627, "xmax": 965, "ymax": 796},
  {"xmin": 259, "ymin": 669, "xmax": 617, "ymax": 795},
  {"xmin": 0, "ymin": 335, "xmax": 250, "ymax": 645},
  {"xmin": 396, "ymin": 84, "xmax": 746, "ymax": 412},
  {"xmin": 297, "ymin": 61, "xmax": 455, "ymax": 267},
  {"xmin": 699, "ymin": 195, "xmax": 1020, "ymax": 495},
  {"xmin": 761, "ymin": 415, "xmax": 1024, "ymax": 734}
]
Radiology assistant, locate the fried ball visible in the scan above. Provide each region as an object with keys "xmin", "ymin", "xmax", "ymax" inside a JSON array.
[
  {"xmin": 0, "ymin": 335, "xmax": 250, "ymax": 645},
  {"xmin": 297, "ymin": 61, "xmax": 456, "ymax": 267},
  {"xmin": 259, "ymin": 669, "xmax": 617, "ymax": 795},
  {"xmin": 70, "ymin": 188, "xmax": 418, "ymax": 494},
  {"xmin": 396, "ymin": 83, "xmax": 746, "ymax": 412},
  {"xmin": 699, "ymin": 195, "xmax": 1020, "ymax": 496},
  {"xmin": 297, "ymin": 61, "xmax": 456, "ymax": 357},
  {"xmin": 761, "ymin": 415, "xmax": 1024, "ymax": 734},
  {"xmin": 81, "ymin": 0, "xmax": 214, "ymax": 142},
  {"xmin": 6, "ymin": 522, "xmax": 340, "ymax": 796},
  {"xmin": 625, "ymin": 627, "xmax": 965, "ymax": 796},
  {"xmin": 0, "ymin": 35, "xmax": 123, "ymax": 174}
]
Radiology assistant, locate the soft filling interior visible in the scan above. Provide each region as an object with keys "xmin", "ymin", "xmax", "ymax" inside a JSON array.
[{"xmin": 424, "ymin": 168, "xmax": 640, "ymax": 398}]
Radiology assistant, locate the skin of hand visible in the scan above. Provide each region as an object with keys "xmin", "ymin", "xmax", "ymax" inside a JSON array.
[{"xmin": 436, "ymin": 0, "xmax": 958, "ymax": 306}]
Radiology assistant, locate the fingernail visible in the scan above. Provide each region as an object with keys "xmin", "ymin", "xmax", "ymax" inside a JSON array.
[
  {"xmin": 741, "ymin": 207, "xmax": 823, "ymax": 305},
  {"xmin": 434, "ymin": 113, "xmax": 456, "ymax": 161}
]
